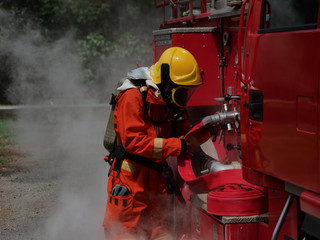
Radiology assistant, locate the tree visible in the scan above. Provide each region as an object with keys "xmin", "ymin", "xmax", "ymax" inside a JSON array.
[{"xmin": 0, "ymin": 0, "xmax": 161, "ymax": 103}]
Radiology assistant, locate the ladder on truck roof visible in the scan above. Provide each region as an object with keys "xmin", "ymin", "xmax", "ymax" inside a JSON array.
[{"xmin": 155, "ymin": 0, "xmax": 245, "ymax": 27}]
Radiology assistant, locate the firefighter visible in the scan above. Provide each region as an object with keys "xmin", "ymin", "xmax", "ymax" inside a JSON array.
[{"xmin": 103, "ymin": 47, "xmax": 202, "ymax": 240}]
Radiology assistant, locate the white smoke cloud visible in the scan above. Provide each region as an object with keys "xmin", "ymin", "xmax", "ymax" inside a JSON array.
[
  {"xmin": 2, "ymin": 30, "xmax": 85, "ymax": 105},
  {"xmin": 0, "ymin": 3, "xmax": 161, "ymax": 239},
  {"xmin": 0, "ymin": 8, "xmax": 110, "ymax": 240}
]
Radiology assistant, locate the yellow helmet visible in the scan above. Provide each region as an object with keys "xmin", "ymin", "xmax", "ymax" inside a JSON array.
[{"xmin": 150, "ymin": 47, "xmax": 202, "ymax": 86}]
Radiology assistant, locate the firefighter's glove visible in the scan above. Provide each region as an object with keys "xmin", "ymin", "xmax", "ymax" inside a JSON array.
[
  {"xmin": 180, "ymin": 138, "xmax": 193, "ymax": 158},
  {"xmin": 111, "ymin": 184, "xmax": 130, "ymax": 196}
]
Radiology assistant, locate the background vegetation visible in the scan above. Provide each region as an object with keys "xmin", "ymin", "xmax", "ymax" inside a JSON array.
[
  {"xmin": 0, "ymin": 119, "xmax": 16, "ymax": 164},
  {"xmin": 0, "ymin": 0, "xmax": 161, "ymax": 104}
]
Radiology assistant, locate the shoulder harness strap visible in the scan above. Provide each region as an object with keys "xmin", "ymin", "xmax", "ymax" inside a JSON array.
[{"xmin": 111, "ymin": 145, "xmax": 186, "ymax": 204}]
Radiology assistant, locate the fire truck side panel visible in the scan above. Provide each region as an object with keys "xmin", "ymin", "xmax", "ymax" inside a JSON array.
[
  {"xmin": 300, "ymin": 190, "xmax": 320, "ymax": 219},
  {"xmin": 153, "ymin": 44, "xmax": 171, "ymax": 63},
  {"xmin": 225, "ymin": 224, "xmax": 258, "ymax": 240},
  {"xmin": 153, "ymin": 27, "xmax": 242, "ymax": 125},
  {"xmin": 241, "ymin": 0, "xmax": 320, "ymax": 193},
  {"xmin": 152, "ymin": 1, "xmax": 320, "ymax": 239},
  {"xmin": 191, "ymin": 207, "xmax": 225, "ymax": 240},
  {"xmin": 172, "ymin": 32, "xmax": 221, "ymax": 107}
]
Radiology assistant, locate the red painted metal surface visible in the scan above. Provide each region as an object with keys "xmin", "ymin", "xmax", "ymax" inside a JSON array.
[
  {"xmin": 225, "ymin": 224, "xmax": 258, "ymax": 240},
  {"xmin": 154, "ymin": 28, "xmax": 241, "ymax": 108},
  {"xmin": 237, "ymin": 0, "xmax": 248, "ymax": 85},
  {"xmin": 241, "ymin": 0, "xmax": 320, "ymax": 193},
  {"xmin": 172, "ymin": 31, "xmax": 221, "ymax": 106},
  {"xmin": 242, "ymin": 166, "xmax": 285, "ymax": 190},
  {"xmin": 156, "ymin": 28, "xmax": 242, "ymax": 107},
  {"xmin": 300, "ymin": 191, "xmax": 320, "ymax": 219},
  {"xmin": 152, "ymin": 0, "xmax": 320, "ymax": 239},
  {"xmin": 266, "ymin": 190, "xmax": 301, "ymax": 239},
  {"xmin": 186, "ymin": 189, "xmax": 301, "ymax": 240},
  {"xmin": 153, "ymin": 44, "xmax": 169, "ymax": 62},
  {"xmin": 191, "ymin": 207, "xmax": 225, "ymax": 240}
]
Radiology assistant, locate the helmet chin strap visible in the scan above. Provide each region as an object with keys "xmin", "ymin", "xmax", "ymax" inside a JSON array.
[
  {"xmin": 163, "ymin": 93, "xmax": 176, "ymax": 109},
  {"xmin": 159, "ymin": 63, "xmax": 177, "ymax": 109},
  {"xmin": 145, "ymin": 63, "xmax": 187, "ymax": 124}
]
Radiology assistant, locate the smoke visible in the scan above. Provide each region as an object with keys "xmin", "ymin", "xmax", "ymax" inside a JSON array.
[
  {"xmin": 0, "ymin": 10, "xmax": 108, "ymax": 240},
  {"xmin": 0, "ymin": 5, "xmax": 156, "ymax": 240},
  {"xmin": 0, "ymin": 1, "xmax": 163, "ymax": 238}
]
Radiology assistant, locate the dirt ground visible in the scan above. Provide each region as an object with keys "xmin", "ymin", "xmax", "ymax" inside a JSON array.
[
  {"xmin": 0, "ymin": 151, "xmax": 62, "ymax": 240},
  {"xmin": 0, "ymin": 107, "xmax": 109, "ymax": 240}
]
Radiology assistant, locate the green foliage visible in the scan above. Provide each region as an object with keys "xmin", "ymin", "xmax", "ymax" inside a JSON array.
[
  {"xmin": 0, "ymin": 119, "xmax": 15, "ymax": 139},
  {"xmin": 78, "ymin": 33, "xmax": 112, "ymax": 61},
  {"xmin": 0, "ymin": 119, "xmax": 16, "ymax": 164},
  {"xmin": 0, "ymin": 0, "xmax": 161, "ymax": 103},
  {"xmin": 69, "ymin": 0, "xmax": 111, "ymax": 25},
  {"xmin": 77, "ymin": 33, "xmax": 113, "ymax": 85},
  {"xmin": 111, "ymin": 32, "xmax": 153, "ymax": 64},
  {"xmin": 4, "ymin": 0, "xmax": 67, "ymax": 36}
]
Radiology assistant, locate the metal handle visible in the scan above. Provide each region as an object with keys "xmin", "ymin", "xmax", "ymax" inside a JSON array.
[
  {"xmin": 237, "ymin": 0, "xmax": 249, "ymax": 85},
  {"xmin": 272, "ymin": 194, "xmax": 295, "ymax": 240}
]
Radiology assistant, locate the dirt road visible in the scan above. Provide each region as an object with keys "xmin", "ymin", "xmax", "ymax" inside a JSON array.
[
  {"xmin": 0, "ymin": 154, "xmax": 61, "ymax": 240},
  {"xmin": 0, "ymin": 106, "xmax": 109, "ymax": 240}
]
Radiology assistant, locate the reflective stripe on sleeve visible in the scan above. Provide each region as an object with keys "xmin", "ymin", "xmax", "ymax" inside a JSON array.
[
  {"xmin": 121, "ymin": 160, "xmax": 136, "ymax": 173},
  {"xmin": 153, "ymin": 138, "xmax": 163, "ymax": 159}
]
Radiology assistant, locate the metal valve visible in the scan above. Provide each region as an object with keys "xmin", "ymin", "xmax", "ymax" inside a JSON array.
[
  {"xmin": 226, "ymin": 144, "xmax": 241, "ymax": 151},
  {"xmin": 214, "ymin": 94, "xmax": 240, "ymax": 102}
]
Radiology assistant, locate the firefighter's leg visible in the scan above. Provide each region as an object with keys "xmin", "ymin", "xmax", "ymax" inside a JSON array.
[
  {"xmin": 103, "ymin": 163, "xmax": 148, "ymax": 239},
  {"xmin": 149, "ymin": 218, "xmax": 175, "ymax": 240},
  {"xmin": 149, "ymin": 175, "xmax": 175, "ymax": 240},
  {"xmin": 104, "ymin": 228, "xmax": 140, "ymax": 240}
]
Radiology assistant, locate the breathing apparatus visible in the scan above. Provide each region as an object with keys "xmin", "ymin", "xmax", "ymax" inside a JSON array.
[{"xmin": 152, "ymin": 63, "xmax": 190, "ymax": 123}]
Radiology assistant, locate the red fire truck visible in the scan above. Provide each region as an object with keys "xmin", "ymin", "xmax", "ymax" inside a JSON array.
[{"xmin": 152, "ymin": 0, "xmax": 320, "ymax": 239}]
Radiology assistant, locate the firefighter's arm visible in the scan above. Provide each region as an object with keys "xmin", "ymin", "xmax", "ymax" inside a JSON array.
[{"xmin": 115, "ymin": 89, "xmax": 183, "ymax": 160}]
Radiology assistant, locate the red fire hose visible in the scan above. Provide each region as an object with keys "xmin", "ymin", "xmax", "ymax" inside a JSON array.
[
  {"xmin": 207, "ymin": 183, "xmax": 267, "ymax": 216},
  {"xmin": 178, "ymin": 156, "xmax": 267, "ymax": 216},
  {"xmin": 181, "ymin": 110, "xmax": 267, "ymax": 216}
]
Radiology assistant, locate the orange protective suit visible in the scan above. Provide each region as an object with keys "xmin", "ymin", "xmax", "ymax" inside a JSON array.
[{"xmin": 103, "ymin": 87, "xmax": 189, "ymax": 240}]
